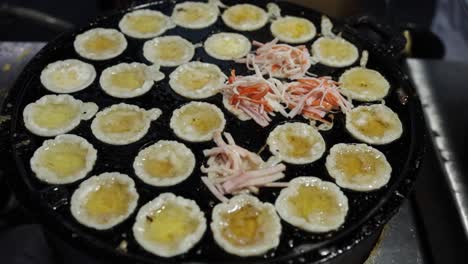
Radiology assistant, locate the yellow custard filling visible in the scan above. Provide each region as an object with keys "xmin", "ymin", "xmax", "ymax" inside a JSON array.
[
  {"xmin": 84, "ymin": 34, "xmax": 119, "ymax": 53},
  {"xmin": 221, "ymin": 204, "xmax": 268, "ymax": 246},
  {"xmin": 127, "ymin": 14, "xmax": 165, "ymax": 34},
  {"xmin": 144, "ymin": 202, "xmax": 199, "ymax": 246},
  {"xmin": 350, "ymin": 109, "xmax": 391, "ymax": 137},
  {"xmin": 180, "ymin": 106, "xmax": 222, "ymax": 134},
  {"xmin": 275, "ymin": 19, "xmax": 311, "ymax": 39},
  {"xmin": 209, "ymin": 37, "xmax": 246, "ymax": 57},
  {"xmin": 154, "ymin": 40, "xmax": 186, "ymax": 61},
  {"xmin": 84, "ymin": 181, "xmax": 133, "ymax": 224},
  {"xmin": 288, "ymin": 185, "xmax": 341, "ymax": 224},
  {"xmin": 318, "ymin": 38, "xmax": 355, "ymax": 61},
  {"xmin": 177, "ymin": 67, "xmax": 218, "ymax": 90},
  {"xmin": 32, "ymin": 103, "xmax": 79, "ymax": 129},
  {"xmin": 50, "ymin": 68, "xmax": 81, "ymax": 88},
  {"xmin": 110, "ymin": 68, "xmax": 146, "ymax": 90},
  {"xmin": 143, "ymin": 158, "xmax": 179, "ymax": 178},
  {"xmin": 282, "ymin": 129, "xmax": 315, "ymax": 158},
  {"xmin": 342, "ymin": 68, "xmax": 387, "ymax": 95},
  {"xmin": 40, "ymin": 142, "xmax": 87, "ymax": 177},
  {"xmin": 176, "ymin": 5, "xmax": 207, "ymax": 23},
  {"xmin": 334, "ymin": 149, "xmax": 382, "ymax": 182},
  {"xmin": 99, "ymin": 110, "xmax": 145, "ymax": 134},
  {"xmin": 226, "ymin": 6, "xmax": 263, "ymax": 25}
]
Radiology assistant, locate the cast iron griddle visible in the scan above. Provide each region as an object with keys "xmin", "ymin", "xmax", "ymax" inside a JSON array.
[{"xmin": 2, "ymin": 0, "xmax": 425, "ymax": 263}]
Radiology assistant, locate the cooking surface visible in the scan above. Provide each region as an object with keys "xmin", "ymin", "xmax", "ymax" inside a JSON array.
[
  {"xmin": 0, "ymin": 39, "xmax": 439, "ymax": 264},
  {"xmin": 3, "ymin": 38, "xmax": 467, "ymax": 263},
  {"xmin": 0, "ymin": 6, "xmax": 426, "ymax": 260},
  {"xmin": 2, "ymin": 0, "xmax": 424, "ymax": 261}
]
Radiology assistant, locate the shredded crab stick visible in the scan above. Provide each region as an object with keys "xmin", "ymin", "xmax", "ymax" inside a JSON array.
[
  {"xmin": 284, "ymin": 76, "xmax": 353, "ymax": 123},
  {"xmin": 201, "ymin": 132, "xmax": 286, "ymax": 202},
  {"xmin": 237, "ymin": 38, "xmax": 312, "ymax": 79},
  {"xmin": 223, "ymin": 68, "xmax": 287, "ymax": 127}
]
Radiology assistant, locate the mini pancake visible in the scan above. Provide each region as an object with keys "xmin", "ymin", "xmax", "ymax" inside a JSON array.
[
  {"xmin": 119, "ymin": 9, "xmax": 175, "ymax": 39},
  {"xmin": 169, "ymin": 61, "xmax": 225, "ymax": 99},
  {"xmin": 74, "ymin": 28, "xmax": 127, "ymax": 60},
  {"xmin": 171, "ymin": 1, "xmax": 220, "ymax": 29},
  {"xmin": 221, "ymin": 4, "xmax": 268, "ymax": 31},
  {"xmin": 133, "ymin": 140, "xmax": 196, "ymax": 186},
  {"xmin": 170, "ymin": 102, "xmax": 226, "ymax": 142},
  {"xmin": 30, "ymin": 134, "xmax": 97, "ymax": 184},
  {"xmin": 275, "ymin": 176, "xmax": 349, "ymax": 233},
  {"xmin": 91, "ymin": 103, "xmax": 162, "ymax": 145},
  {"xmin": 23, "ymin": 94, "xmax": 98, "ymax": 137},
  {"xmin": 311, "ymin": 37, "xmax": 359, "ymax": 68},
  {"xmin": 143, "ymin": 36, "xmax": 195, "ymax": 67},
  {"xmin": 132, "ymin": 193, "xmax": 206, "ymax": 257},
  {"xmin": 267, "ymin": 122, "xmax": 326, "ymax": 164},
  {"xmin": 270, "ymin": 16, "xmax": 316, "ymax": 44},
  {"xmin": 345, "ymin": 104, "xmax": 403, "ymax": 145},
  {"xmin": 339, "ymin": 67, "xmax": 390, "ymax": 102},
  {"xmin": 326, "ymin": 143, "xmax": 392, "ymax": 191},
  {"xmin": 99, "ymin": 62, "xmax": 165, "ymax": 98},
  {"xmin": 204, "ymin": 32, "xmax": 251, "ymax": 61},
  {"xmin": 211, "ymin": 194, "xmax": 281, "ymax": 257},
  {"xmin": 70, "ymin": 172, "xmax": 139, "ymax": 230},
  {"xmin": 40, "ymin": 59, "xmax": 96, "ymax": 93}
]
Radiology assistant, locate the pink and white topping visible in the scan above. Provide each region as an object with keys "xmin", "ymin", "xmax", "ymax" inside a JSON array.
[
  {"xmin": 284, "ymin": 77, "xmax": 353, "ymax": 123},
  {"xmin": 201, "ymin": 132, "xmax": 287, "ymax": 202},
  {"xmin": 237, "ymin": 38, "xmax": 312, "ymax": 79},
  {"xmin": 221, "ymin": 67, "xmax": 287, "ymax": 127}
]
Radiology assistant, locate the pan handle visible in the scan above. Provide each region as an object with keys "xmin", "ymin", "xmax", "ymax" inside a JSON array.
[{"xmin": 345, "ymin": 15, "xmax": 407, "ymax": 60}]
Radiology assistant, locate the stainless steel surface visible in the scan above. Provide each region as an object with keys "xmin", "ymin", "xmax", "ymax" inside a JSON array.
[
  {"xmin": 431, "ymin": 0, "xmax": 468, "ymax": 62},
  {"xmin": 364, "ymin": 201, "xmax": 424, "ymax": 264},
  {"xmin": 407, "ymin": 58, "xmax": 468, "ymax": 239}
]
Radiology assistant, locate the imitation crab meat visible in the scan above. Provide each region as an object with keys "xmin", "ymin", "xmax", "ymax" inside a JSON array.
[
  {"xmin": 237, "ymin": 38, "xmax": 312, "ymax": 79},
  {"xmin": 201, "ymin": 132, "xmax": 286, "ymax": 202}
]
